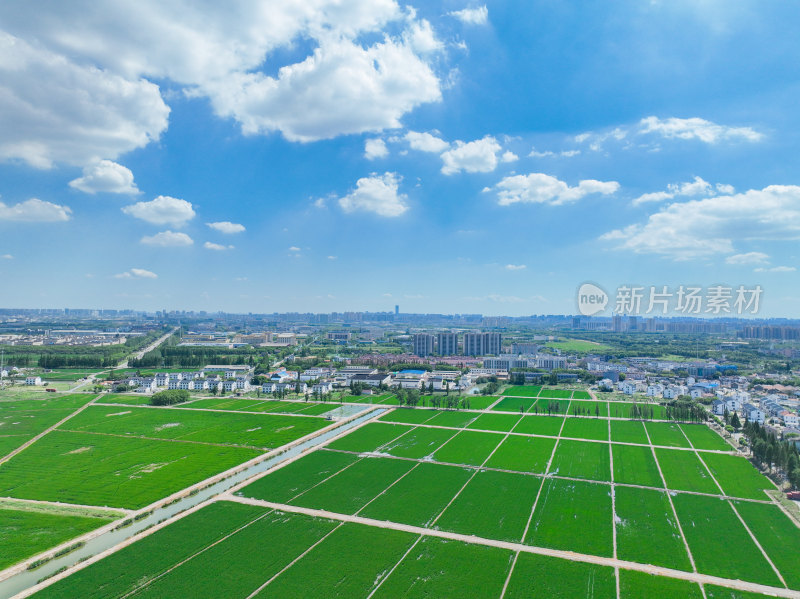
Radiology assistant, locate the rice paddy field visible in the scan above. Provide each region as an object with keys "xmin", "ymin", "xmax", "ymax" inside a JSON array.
[{"xmin": 7, "ymin": 390, "xmax": 799, "ymax": 599}]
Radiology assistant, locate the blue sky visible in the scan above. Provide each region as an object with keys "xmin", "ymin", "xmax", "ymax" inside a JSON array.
[{"xmin": 0, "ymin": 1, "xmax": 798, "ymax": 316}]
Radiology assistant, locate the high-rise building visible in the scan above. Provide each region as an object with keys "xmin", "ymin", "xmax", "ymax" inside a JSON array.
[
  {"xmin": 413, "ymin": 333, "xmax": 435, "ymax": 357},
  {"xmin": 463, "ymin": 332, "xmax": 502, "ymax": 356},
  {"xmin": 437, "ymin": 332, "xmax": 459, "ymax": 356},
  {"xmin": 395, "ymin": 305, "xmax": 399, "ymax": 315}
]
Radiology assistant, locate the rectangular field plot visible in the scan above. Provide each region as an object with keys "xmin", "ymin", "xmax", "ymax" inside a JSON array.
[
  {"xmin": 655, "ymin": 448, "xmax": 719, "ymax": 494},
  {"xmin": 572, "ymin": 390, "xmax": 593, "ymax": 400},
  {"xmin": 359, "ymin": 463, "xmax": 473, "ymax": 527},
  {"xmin": 526, "ymin": 478, "xmax": 614, "ymax": 557},
  {"xmin": 378, "ymin": 408, "xmax": 438, "ymax": 424},
  {"xmin": 645, "ymin": 422, "xmax": 692, "ymax": 448},
  {"xmin": 679, "ymin": 424, "xmax": 731, "ymax": 451},
  {"xmin": 325, "ymin": 422, "xmax": 408, "ymax": 453},
  {"xmin": 505, "ymin": 552, "xmax": 616, "ymax": 599},
  {"xmin": 238, "ymin": 450, "xmax": 358, "ymax": 504},
  {"xmin": 673, "ymin": 493, "xmax": 782, "ymax": 587},
  {"xmin": 502, "ymin": 385, "xmax": 541, "ymax": 397},
  {"xmin": 705, "ymin": 585, "xmax": 779, "ymax": 599},
  {"xmin": 615, "ymin": 487, "xmax": 692, "ymax": 571},
  {"xmin": 30, "ymin": 500, "xmax": 271, "ymax": 599},
  {"xmin": 0, "ymin": 507, "xmax": 113, "ymax": 571},
  {"xmin": 0, "ymin": 394, "xmax": 95, "ymax": 440},
  {"xmin": 619, "ymin": 570, "xmax": 703, "ymax": 599},
  {"xmin": 0, "ymin": 430, "xmax": 260, "ymax": 509},
  {"xmin": 530, "ymin": 397, "xmax": 570, "ymax": 416},
  {"xmin": 466, "ymin": 412, "xmax": 522, "ymax": 432},
  {"xmin": 700, "ymin": 453, "xmax": 774, "ymax": 500},
  {"xmin": 381, "ymin": 426, "xmax": 456, "ymax": 459},
  {"xmin": 96, "ymin": 393, "xmax": 154, "ymax": 405},
  {"xmin": 289, "ymin": 456, "xmax": 414, "ymax": 514},
  {"xmin": 436, "ymin": 470, "xmax": 541, "ymax": 542},
  {"xmin": 550, "ymin": 439, "xmax": 611, "ymax": 482},
  {"xmin": 424, "ymin": 410, "xmax": 479, "ymax": 428},
  {"xmin": 485, "ymin": 435, "xmax": 556, "ymax": 474},
  {"xmin": 609, "ymin": 402, "xmax": 667, "ymax": 420},
  {"xmin": 374, "ymin": 536, "xmax": 513, "ymax": 599},
  {"xmin": 733, "ymin": 501, "xmax": 800, "ymax": 590},
  {"xmin": 62, "ymin": 405, "xmax": 329, "ymax": 450},
  {"xmin": 431, "ymin": 430, "xmax": 502, "ymax": 466},
  {"xmin": 512, "ymin": 414, "xmax": 564, "ymax": 436},
  {"xmin": 561, "ymin": 417, "xmax": 609, "ymax": 441},
  {"xmin": 610, "ymin": 420, "xmax": 649, "ymax": 444},
  {"xmin": 537, "ymin": 388, "xmax": 573, "ymax": 399},
  {"xmin": 612, "ymin": 444, "xmax": 663, "ymax": 488},
  {"xmin": 341, "ymin": 393, "xmax": 396, "ymax": 404},
  {"xmin": 128, "ymin": 510, "xmax": 339, "ymax": 599},
  {"xmin": 461, "ymin": 395, "xmax": 499, "ymax": 410},
  {"xmin": 491, "ymin": 396, "xmax": 537, "ymax": 413},
  {"xmin": 568, "ymin": 400, "xmax": 608, "ymax": 417},
  {"xmin": 253, "ymin": 523, "xmax": 417, "ymax": 598}
]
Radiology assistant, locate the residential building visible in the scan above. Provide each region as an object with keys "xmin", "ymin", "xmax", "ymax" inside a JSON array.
[
  {"xmin": 413, "ymin": 333, "xmax": 435, "ymax": 357},
  {"xmin": 25, "ymin": 376, "xmax": 42, "ymax": 386},
  {"xmin": 463, "ymin": 332, "xmax": 502, "ymax": 356},
  {"xmin": 437, "ymin": 333, "xmax": 459, "ymax": 356},
  {"xmin": 742, "ymin": 403, "xmax": 766, "ymax": 424}
]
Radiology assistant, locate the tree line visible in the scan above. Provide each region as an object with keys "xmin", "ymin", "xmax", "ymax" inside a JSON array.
[{"xmin": 743, "ymin": 420, "xmax": 800, "ymax": 489}]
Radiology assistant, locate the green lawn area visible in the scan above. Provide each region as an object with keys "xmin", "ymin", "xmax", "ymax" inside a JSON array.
[
  {"xmin": 62, "ymin": 404, "xmax": 329, "ymax": 450},
  {"xmin": 610, "ymin": 420, "xmax": 649, "ymax": 444},
  {"xmin": 325, "ymin": 422, "xmax": 408, "ymax": 453},
  {"xmin": 615, "ymin": 487, "xmax": 692, "ymax": 571},
  {"xmin": 568, "ymin": 400, "xmax": 608, "ymax": 417},
  {"xmin": 491, "ymin": 396, "xmax": 537, "ymax": 413},
  {"xmin": 253, "ymin": 523, "xmax": 417, "ymax": 598},
  {"xmin": 485, "ymin": 435, "xmax": 556, "ymax": 474},
  {"xmin": 700, "ymin": 453, "xmax": 774, "ymax": 500},
  {"xmin": 130, "ymin": 510, "xmax": 337, "ymax": 599},
  {"xmin": 432, "ymin": 430, "xmax": 503, "ymax": 466},
  {"xmin": 645, "ymin": 422, "xmax": 692, "ymax": 448},
  {"xmin": 373, "ymin": 536, "xmax": 513, "ymax": 599},
  {"xmin": 545, "ymin": 339, "xmax": 612, "ymax": 352},
  {"xmin": 238, "ymin": 450, "xmax": 358, "ymax": 504},
  {"xmin": 424, "ymin": 410, "xmax": 480, "ymax": 428},
  {"xmin": 572, "ymin": 390, "xmax": 593, "ymax": 400},
  {"xmin": 619, "ymin": 570, "xmax": 703, "ymax": 599},
  {"xmin": 359, "ymin": 463, "xmax": 472, "ymax": 527},
  {"xmin": 466, "ymin": 412, "xmax": 522, "ymax": 433},
  {"xmin": 381, "ymin": 426, "xmax": 456, "ymax": 459},
  {"xmin": 561, "ymin": 417, "xmax": 609, "ymax": 441},
  {"xmin": 461, "ymin": 395, "xmax": 500, "ymax": 410},
  {"xmin": 733, "ymin": 500, "xmax": 800, "ymax": 590},
  {"xmin": 512, "ymin": 415, "xmax": 564, "ymax": 436},
  {"xmin": 0, "ymin": 506, "xmax": 114, "ymax": 570},
  {"xmin": 655, "ymin": 448, "xmax": 720, "ymax": 494},
  {"xmin": 289, "ymin": 456, "xmax": 413, "ymax": 514},
  {"xmin": 612, "ymin": 443, "xmax": 663, "ymax": 488},
  {"xmin": 0, "ymin": 430, "xmax": 261, "ymax": 509},
  {"xmin": 673, "ymin": 493, "xmax": 782, "ymax": 586},
  {"xmin": 436, "ymin": 469, "xmax": 541, "ymax": 542},
  {"xmin": 526, "ymin": 478, "xmax": 614, "ymax": 557},
  {"xmin": 505, "ymin": 552, "xmax": 616, "ymax": 599},
  {"xmin": 537, "ymin": 388, "xmax": 573, "ymax": 399},
  {"xmin": 30, "ymin": 501, "xmax": 271, "ymax": 599},
  {"xmin": 679, "ymin": 424, "xmax": 731, "ymax": 451},
  {"xmin": 502, "ymin": 385, "xmax": 541, "ymax": 397},
  {"xmin": 550, "ymin": 439, "xmax": 611, "ymax": 482}
]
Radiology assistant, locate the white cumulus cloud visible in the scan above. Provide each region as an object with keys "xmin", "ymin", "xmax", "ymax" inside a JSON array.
[
  {"xmin": 405, "ymin": 131, "xmax": 449, "ymax": 153},
  {"xmin": 0, "ymin": 32, "xmax": 169, "ymax": 169},
  {"xmin": 754, "ymin": 266, "xmax": 796, "ymax": 273},
  {"xmin": 489, "ymin": 173, "xmax": 619, "ymax": 206},
  {"xmin": 0, "ymin": 198, "xmax": 72, "ymax": 222},
  {"xmin": 639, "ymin": 116, "xmax": 763, "ymax": 143},
  {"xmin": 68, "ymin": 160, "xmax": 140, "ymax": 194},
  {"xmin": 114, "ymin": 268, "xmax": 157, "ymax": 279},
  {"xmin": 449, "ymin": 6, "xmax": 489, "ymax": 25},
  {"xmin": 204, "ymin": 241, "xmax": 234, "ymax": 251},
  {"xmin": 505, "ymin": 264, "xmax": 526, "ymax": 271},
  {"xmin": 206, "ymin": 221, "xmax": 245, "ymax": 234},
  {"xmin": 140, "ymin": 230, "xmax": 194, "ymax": 247},
  {"xmin": 602, "ymin": 185, "xmax": 800, "ymax": 260},
  {"xmin": 122, "ymin": 196, "xmax": 195, "ymax": 226},
  {"xmin": 338, "ymin": 172, "xmax": 408, "ymax": 217},
  {"xmin": 725, "ymin": 252, "xmax": 770, "ymax": 265},
  {"xmin": 364, "ymin": 138, "xmax": 389, "ymax": 160},
  {"xmin": 441, "ymin": 136, "xmax": 503, "ymax": 175}
]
